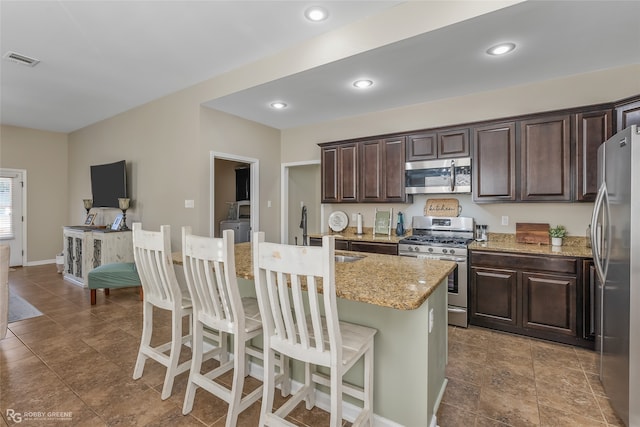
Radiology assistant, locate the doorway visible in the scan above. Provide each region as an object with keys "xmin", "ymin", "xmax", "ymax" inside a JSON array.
[
  {"xmin": 210, "ymin": 152, "xmax": 259, "ymax": 240},
  {"xmin": 281, "ymin": 161, "xmax": 321, "ymax": 245},
  {"xmin": 0, "ymin": 169, "xmax": 26, "ymax": 267}
]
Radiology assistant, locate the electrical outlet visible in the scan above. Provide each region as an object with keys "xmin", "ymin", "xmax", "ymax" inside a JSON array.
[
  {"xmin": 352, "ymin": 213, "xmax": 357, "ymax": 222},
  {"xmin": 267, "ymin": 200, "xmax": 272, "ymax": 208},
  {"xmin": 185, "ymin": 199, "xmax": 194, "ymax": 208},
  {"xmin": 501, "ymin": 215, "xmax": 509, "ymax": 226}
]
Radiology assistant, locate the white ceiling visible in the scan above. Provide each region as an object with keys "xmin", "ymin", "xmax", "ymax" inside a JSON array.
[{"xmin": 2, "ymin": 1, "xmax": 639, "ymax": 134}]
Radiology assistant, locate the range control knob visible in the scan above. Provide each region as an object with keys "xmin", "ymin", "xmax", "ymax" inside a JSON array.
[
  {"xmin": 427, "ymin": 247, "xmax": 433, "ymax": 253},
  {"xmin": 449, "ymin": 249, "xmax": 455, "ymax": 254}
]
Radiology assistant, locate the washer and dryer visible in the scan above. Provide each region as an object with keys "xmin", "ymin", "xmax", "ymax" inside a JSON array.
[{"xmin": 220, "ymin": 201, "xmax": 250, "ymax": 243}]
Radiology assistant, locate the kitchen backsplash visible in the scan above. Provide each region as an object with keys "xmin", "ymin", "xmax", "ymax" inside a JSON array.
[{"xmin": 322, "ymin": 194, "xmax": 594, "ymax": 237}]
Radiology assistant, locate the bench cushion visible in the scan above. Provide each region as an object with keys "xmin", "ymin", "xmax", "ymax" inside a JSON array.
[{"xmin": 88, "ymin": 263, "xmax": 141, "ymax": 290}]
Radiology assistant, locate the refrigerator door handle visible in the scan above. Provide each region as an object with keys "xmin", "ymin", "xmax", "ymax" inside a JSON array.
[{"xmin": 591, "ymin": 182, "xmax": 609, "ymax": 285}]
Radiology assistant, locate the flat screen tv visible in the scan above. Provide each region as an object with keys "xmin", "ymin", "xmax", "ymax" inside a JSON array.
[{"xmin": 90, "ymin": 160, "xmax": 127, "ymax": 208}]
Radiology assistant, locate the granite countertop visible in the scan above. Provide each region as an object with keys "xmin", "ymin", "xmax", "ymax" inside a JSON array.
[
  {"xmin": 309, "ymin": 227, "xmax": 408, "ymax": 244},
  {"xmin": 173, "ymin": 242, "xmax": 455, "ymax": 311},
  {"xmin": 468, "ymin": 233, "xmax": 594, "ymax": 258}
]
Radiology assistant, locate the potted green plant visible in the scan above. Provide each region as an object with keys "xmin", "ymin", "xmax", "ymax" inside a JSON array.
[{"xmin": 549, "ymin": 225, "xmax": 567, "ymax": 246}]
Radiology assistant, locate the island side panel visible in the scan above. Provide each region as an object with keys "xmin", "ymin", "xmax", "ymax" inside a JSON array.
[{"xmin": 428, "ymin": 280, "xmax": 448, "ymax": 426}]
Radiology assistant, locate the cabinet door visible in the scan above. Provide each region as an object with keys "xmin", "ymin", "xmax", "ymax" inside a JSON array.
[
  {"xmin": 473, "ymin": 122, "xmax": 516, "ymax": 202},
  {"xmin": 321, "ymin": 147, "xmax": 339, "ymax": 203},
  {"xmin": 382, "ymin": 137, "xmax": 406, "ymax": 202},
  {"xmin": 339, "ymin": 144, "xmax": 358, "ymax": 202},
  {"xmin": 470, "ymin": 266, "xmax": 518, "ymax": 327},
  {"xmin": 520, "ymin": 115, "xmax": 571, "ymax": 201},
  {"xmin": 406, "ymin": 133, "xmax": 436, "ymax": 161},
  {"xmin": 360, "ymin": 140, "xmax": 383, "ymax": 202},
  {"xmin": 438, "ymin": 128, "xmax": 470, "ymax": 158},
  {"xmin": 575, "ymin": 110, "xmax": 613, "ymax": 201},
  {"xmin": 616, "ymin": 98, "xmax": 640, "ymax": 132},
  {"xmin": 522, "ymin": 272, "xmax": 576, "ymax": 336}
]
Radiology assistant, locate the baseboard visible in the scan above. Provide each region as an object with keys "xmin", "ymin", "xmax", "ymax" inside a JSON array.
[
  {"xmin": 431, "ymin": 377, "xmax": 448, "ymax": 427},
  {"xmin": 24, "ymin": 259, "xmax": 56, "ymax": 267},
  {"xmin": 248, "ymin": 360, "xmax": 403, "ymax": 427}
]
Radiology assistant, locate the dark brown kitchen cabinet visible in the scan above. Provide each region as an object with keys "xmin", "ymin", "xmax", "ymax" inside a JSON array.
[
  {"xmin": 406, "ymin": 128, "xmax": 469, "ymax": 161},
  {"xmin": 582, "ymin": 260, "xmax": 596, "ymax": 341},
  {"xmin": 321, "ymin": 143, "xmax": 358, "ymax": 203},
  {"xmin": 615, "ymin": 96, "xmax": 640, "ymax": 132},
  {"xmin": 472, "ymin": 122, "xmax": 516, "ymax": 202},
  {"xmin": 470, "ymin": 266, "xmax": 518, "ymax": 327},
  {"xmin": 309, "ymin": 237, "xmax": 397, "ymax": 255},
  {"xmin": 470, "ymin": 250, "xmax": 591, "ymax": 348},
  {"xmin": 519, "ymin": 114, "xmax": 572, "ymax": 201},
  {"xmin": 360, "ymin": 137, "xmax": 406, "ymax": 203},
  {"xmin": 575, "ymin": 109, "xmax": 613, "ymax": 201}
]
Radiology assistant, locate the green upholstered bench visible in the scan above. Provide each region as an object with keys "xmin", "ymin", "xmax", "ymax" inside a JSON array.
[{"xmin": 88, "ymin": 262, "xmax": 142, "ymax": 305}]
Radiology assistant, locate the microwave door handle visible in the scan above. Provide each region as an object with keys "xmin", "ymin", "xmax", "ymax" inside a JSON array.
[{"xmin": 450, "ymin": 160, "xmax": 455, "ymax": 192}]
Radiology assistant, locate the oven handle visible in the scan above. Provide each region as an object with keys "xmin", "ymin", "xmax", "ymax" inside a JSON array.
[
  {"xmin": 439, "ymin": 256, "xmax": 466, "ymax": 263},
  {"xmin": 448, "ymin": 307, "xmax": 467, "ymax": 313}
]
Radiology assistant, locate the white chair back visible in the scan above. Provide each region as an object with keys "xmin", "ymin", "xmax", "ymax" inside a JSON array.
[
  {"xmin": 132, "ymin": 223, "xmax": 183, "ymax": 310},
  {"xmin": 0, "ymin": 245, "xmax": 9, "ymax": 340},
  {"xmin": 182, "ymin": 227, "xmax": 244, "ymax": 334},
  {"xmin": 253, "ymin": 233, "xmax": 341, "ymax": 366}
]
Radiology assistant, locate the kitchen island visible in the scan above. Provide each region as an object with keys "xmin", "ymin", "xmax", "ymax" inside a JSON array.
[{"xmin": 173, "ymin": 242, "xmax": 455, "ymax": 426}]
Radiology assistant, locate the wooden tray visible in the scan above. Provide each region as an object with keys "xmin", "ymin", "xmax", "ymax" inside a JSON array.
[
  {"xmin": 516, "ymin": 223, "xmax": 550, "ymax": 245},
  {"xmin": 424, "ymin": 198, "xmax": 460, "ymax": 217}
]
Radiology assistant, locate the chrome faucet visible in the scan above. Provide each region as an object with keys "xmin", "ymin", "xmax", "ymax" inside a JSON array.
[{"xmin": 299, "ymin": 205, "xmax": 308, "ymax": 246}]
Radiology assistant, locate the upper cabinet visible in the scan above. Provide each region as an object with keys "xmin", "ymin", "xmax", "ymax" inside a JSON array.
[
  {"xmin": 519, "ymin": 114, "xmax": 572, "ymax": 201},
  {"xmin": 321, "ymin": 137, "xmax": 406, "ymax": 203},
  {"xmin": 473, "ymin": 122, "xmax": 516, "ymax": 202},
  {"xmin": 321, "ymin": 143, "xmax": 358, "ymax": 203},
  {"xmin": 575, "ymin": 109, "xmax": 613, "ymax": 201},
  {"xmin": 406, "ymin": 128, "xmax": 469, "ymax": 161},
  {"xmin": 615, "ymin": 96, "xmax": 640, "ymax": 132}
]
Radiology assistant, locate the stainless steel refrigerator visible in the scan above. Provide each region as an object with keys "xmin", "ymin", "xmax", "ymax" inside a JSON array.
[{"xmin": 591, "ymin": 124, "xmax": 639, "ymax": 426}]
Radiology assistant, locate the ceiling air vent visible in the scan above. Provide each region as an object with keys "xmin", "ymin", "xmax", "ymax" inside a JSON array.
[{"xmin": 3, "ymin": 51, "xmax": 40, "ymax": 67}]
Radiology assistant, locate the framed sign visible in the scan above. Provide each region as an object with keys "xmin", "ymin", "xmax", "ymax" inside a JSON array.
[
  {"xmin": 373, "ymin": 208, "xmax": 392, "ymax": 236},
  {"xmin": 84, "ymin": 213, "xmax": 96, "ymax": 226},
  {"xmin": 111, "ymin": 214, "xmax": 123, "ymax": 231}
]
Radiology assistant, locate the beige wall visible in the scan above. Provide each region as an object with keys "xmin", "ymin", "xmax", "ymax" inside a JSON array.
[
  {"xmin": 287, "ymin": 164, "xmax": 321, "ymax": 244},
  {"xmin": 0, "ymin": 125, "xmax": 69, "ymax": 262},
  {"xmin": 281, "ymin": 65, "xmax": 640, "ymax": 237}
]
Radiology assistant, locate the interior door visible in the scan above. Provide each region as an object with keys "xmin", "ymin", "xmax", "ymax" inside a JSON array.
[{"xmin": 0, "ymin": 170, "xmax": 24, "ymax": 267}]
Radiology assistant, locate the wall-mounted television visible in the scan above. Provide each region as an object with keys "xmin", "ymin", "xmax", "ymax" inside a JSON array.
[{"xmin": 90, "ymin": 160, "xmax": 128, "ymax": 208}]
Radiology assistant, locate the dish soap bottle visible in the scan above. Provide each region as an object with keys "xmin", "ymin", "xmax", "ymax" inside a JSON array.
[
  {"xmin": 396, "ymin": 212, "xmax": 405, "ymax": 236},
  {"xmin": 586, "ymin": 224, "xmax": 592, "ymax": 248}
]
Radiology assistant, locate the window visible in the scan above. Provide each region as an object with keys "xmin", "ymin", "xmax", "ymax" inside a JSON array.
[{"xmin": 0, "ymin": 177, "xmax": 13, "ymax": 239}]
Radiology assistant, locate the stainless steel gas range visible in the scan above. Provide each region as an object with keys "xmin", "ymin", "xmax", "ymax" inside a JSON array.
[{"xmin": 398, "ymin": 216, "xmax": 474, "ymax": 327}]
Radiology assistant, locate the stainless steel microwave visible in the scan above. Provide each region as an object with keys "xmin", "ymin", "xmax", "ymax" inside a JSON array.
[{"xmin": 405, "ymin": 157, "xmax": 471, "ymax": 194}]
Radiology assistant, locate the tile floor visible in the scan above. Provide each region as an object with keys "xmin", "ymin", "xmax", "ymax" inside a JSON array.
[{"xmin": 0, "ymin": 264, "xmax": 627, "ymax": 426}]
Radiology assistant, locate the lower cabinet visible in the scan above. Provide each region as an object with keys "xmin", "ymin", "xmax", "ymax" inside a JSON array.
[
  {"xmin": 470, "ymin": 250, "xmax": 592, "ymax": 348},
  {"xmin": 309, "ymin": 237, "xmax": 398, "ymax": 255}
]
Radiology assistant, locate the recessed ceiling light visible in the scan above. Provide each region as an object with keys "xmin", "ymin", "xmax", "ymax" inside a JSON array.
[
  {"xmin": 486, "ymin": 43, "xmax": 516, "ymax": 56},
  {"xmin": 353, "ymin": 79, "xmax": 373, "ymax": 89},
  {"xmin": 270, "ymin": 101, "xmax": 287, "ymax": 109},
  {"xmin": 305, "ymin": 6, "xmax": 328, "ymax": 22}
]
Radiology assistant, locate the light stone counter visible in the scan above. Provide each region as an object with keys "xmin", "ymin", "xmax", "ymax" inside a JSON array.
[
  {"xmin": 309, "ymin": 226, "xmax": 408, "ymax": 244},
  {"xmin": 173, "ymin": 241, "xmax": 455, "ymax": 310},
  {"xmin": 469, "ymin": 233, "xmax": 593, "ymax": 258}
]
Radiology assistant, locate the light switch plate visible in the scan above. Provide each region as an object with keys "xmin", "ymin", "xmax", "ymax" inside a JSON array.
[{"xmin": 185, "ymin": 200, "xmax": 194, "ymax": 208}]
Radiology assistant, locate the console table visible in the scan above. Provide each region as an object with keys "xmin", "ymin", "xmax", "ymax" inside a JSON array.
[{"xmin": 62, "ymin": 227, "xmax": 133, "ymax": 287}]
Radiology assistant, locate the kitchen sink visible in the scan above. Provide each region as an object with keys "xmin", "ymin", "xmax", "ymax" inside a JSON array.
[{"xmin": 335, "ymin": 254, "xmax": 365, "ymax": 263}]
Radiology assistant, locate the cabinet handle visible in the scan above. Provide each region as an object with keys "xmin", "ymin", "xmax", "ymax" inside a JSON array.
[{"xmin": 450, "ymin": 160, "xmax": 456, "ymax": 192}]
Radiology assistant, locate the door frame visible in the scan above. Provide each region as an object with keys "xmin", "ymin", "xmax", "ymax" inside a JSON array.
[
  {"xmin": 280, "ymin": 160, "xmax": 321, "ymax": 244},
  {"xmin": 0, "ymin": 168, "xmax": 27, "ymax": 267},
  {"xmin": 210, "ymin": 152, "xmax": 259, "ymax": 238}
]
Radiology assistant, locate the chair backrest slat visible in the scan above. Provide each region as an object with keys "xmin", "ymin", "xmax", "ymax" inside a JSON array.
[
  {"xmin": 182, "ymin": 227, "xmax": 242, "ymax": 333},
  {"xmin": 253, "ymin": 233, "xmax": 340, "ymax": 364},
  {"xmin": 133, "ymin": 223, "xmax": 182, "ymax": 309}
]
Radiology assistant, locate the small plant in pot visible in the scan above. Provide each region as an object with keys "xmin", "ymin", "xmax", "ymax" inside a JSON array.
[{"xmin": 549, "ymin": 225, "xmax": 567, "ymax": 246}]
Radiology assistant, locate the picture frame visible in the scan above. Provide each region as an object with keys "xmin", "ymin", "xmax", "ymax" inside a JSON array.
[
  {"xmin": 373, "ymin": 208, "xmax": 393, "ymax": 236},
  {"xmin": 111, "ymin": 214, "xmax": 123, "ymax": 231},
  {"xmin": 84, "ymin": 213, "xmax": 96, "ymax": 226}
]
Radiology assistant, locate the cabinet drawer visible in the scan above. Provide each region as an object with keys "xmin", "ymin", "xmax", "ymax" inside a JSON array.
[
  {"xmin": 309, "ymin": 237, "xmax": 349, "ymax": 250},
  {"xmin": 471, "ymin": 251, "xmax": 577, "ymax": 275},
  {"xmin": 350, "ymin": 241, "xmax": 398, "ymax": 255}
]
